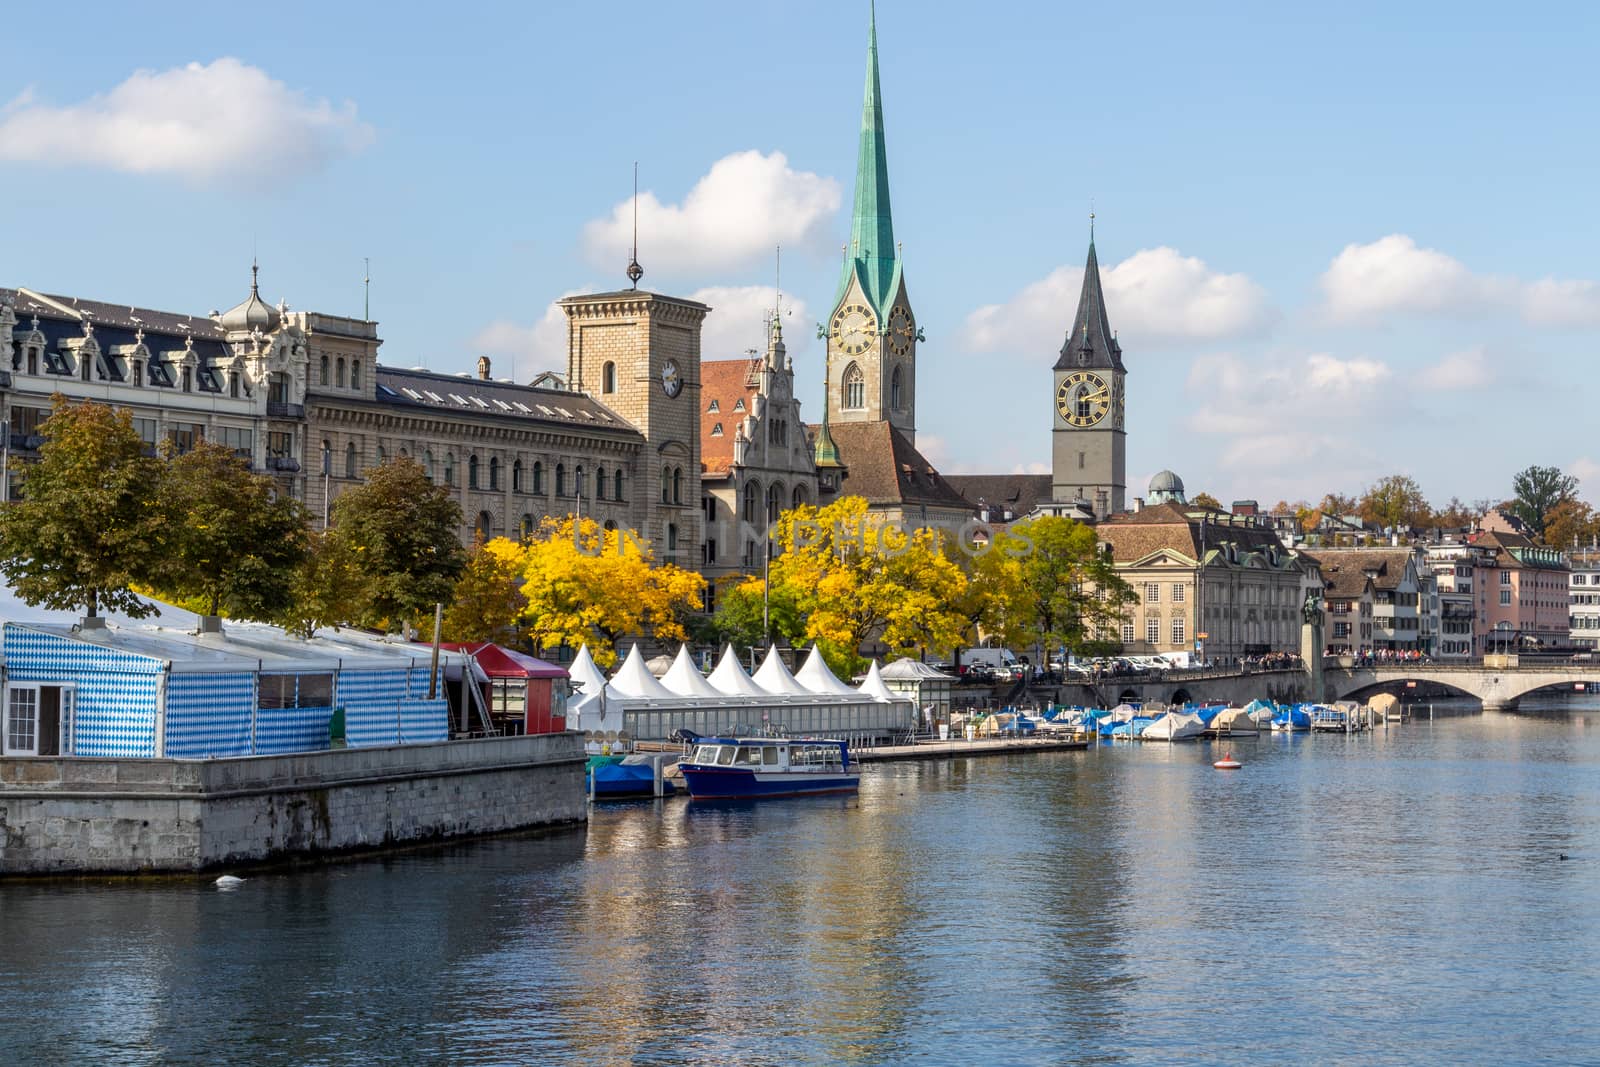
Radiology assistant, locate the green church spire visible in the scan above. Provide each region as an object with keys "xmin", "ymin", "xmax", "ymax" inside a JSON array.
[{"xmin": 840, "ymin": 0, "xmax": 900, "ymax": 318}]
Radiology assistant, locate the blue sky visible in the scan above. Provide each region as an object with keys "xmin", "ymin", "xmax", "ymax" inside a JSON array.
[{"xmin": 4, "ymin": 1, "xmax": 1599, "ymax": 509}]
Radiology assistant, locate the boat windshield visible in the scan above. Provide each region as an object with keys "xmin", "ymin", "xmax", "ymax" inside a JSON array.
[
  {"xmin": 733, "ymin": 746, "xmax": 761, "ymax": 765},
  {"xmin": 715, "ymin": 745, "xmax": 737, "ymax": 766},
  {"xmin": 690, "ymin": 744, "xmax": 721, "ymax": 764}
]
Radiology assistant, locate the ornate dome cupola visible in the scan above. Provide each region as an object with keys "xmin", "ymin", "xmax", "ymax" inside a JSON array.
[
  {"xmin": 217, "ymin": 261, "xmax": 282, "ymax": 336},
  {"xmin": 1148, "ymin": 469, "xmax": 1186, "ymax": 505}
]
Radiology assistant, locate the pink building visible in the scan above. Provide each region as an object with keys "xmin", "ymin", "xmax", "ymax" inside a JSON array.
[{"xmin": 1469, "ymin": 530, "xmax": 1570, "ymax": 653}]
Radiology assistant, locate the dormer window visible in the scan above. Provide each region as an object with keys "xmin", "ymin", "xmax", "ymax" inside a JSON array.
[
  {"xmin": 708, "ymin": 399, "xmax": 720, "ymax": 413},
  {"xmin": 711, "ymin": 423, "xmax": 724, "ymax": 436},
  {"xmin": 733, "ymin": 399, "xmax": 745, "ymax": 412}
]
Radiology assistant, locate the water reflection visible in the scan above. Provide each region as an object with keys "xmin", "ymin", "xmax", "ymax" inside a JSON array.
[{"xmin": 2, "ymin": 716, "xmax": 1598, "ymax": 1065}]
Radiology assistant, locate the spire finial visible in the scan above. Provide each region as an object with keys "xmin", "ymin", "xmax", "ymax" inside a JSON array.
[
  {"xmin": 251, "ymin": 257, "xmax": 260, "ymax": 294},
  {"xmin": 773, "ymin": 245, "xmax": 783, "ymax": 335},
  {"xmin": 626, "ymin": 162, "xmax": 643, "ymax": 289},
  {"xmin": 364, "ymin": 257, "xmax": 371, "ymax": 321},
  {"xmin": 1089, "ymin": 204, "xmax": 1096, "ymax": 244}
]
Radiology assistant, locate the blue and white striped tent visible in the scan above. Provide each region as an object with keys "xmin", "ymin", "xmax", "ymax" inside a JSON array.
[{"xmin": 1, "ymin": 618, "xmax": 461, "ymax": 759}]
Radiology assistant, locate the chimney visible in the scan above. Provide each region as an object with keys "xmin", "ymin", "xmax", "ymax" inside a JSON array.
[
  {"xmin": 1133, "ymin": 497, "xmax": 1145, "ymax": 512},
  {"xmin": 477, "ymin": 356, "xmax": 491, "ymax": 380}
]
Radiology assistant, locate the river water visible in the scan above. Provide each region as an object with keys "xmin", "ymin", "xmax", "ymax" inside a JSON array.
[{"xmin": 2, "ymin": 710, "xmax": 1597, "ymax": 1066}]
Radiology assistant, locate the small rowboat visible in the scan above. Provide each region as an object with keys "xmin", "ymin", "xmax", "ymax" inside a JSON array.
[{"xmin": 1213, "ymin": 753, "xmax": 1242, "ymax": 770}]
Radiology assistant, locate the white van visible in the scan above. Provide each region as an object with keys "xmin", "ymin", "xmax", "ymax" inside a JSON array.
[{"xmin": 957, "ymin": 647, "xmax": 1024, "ymax": 679}]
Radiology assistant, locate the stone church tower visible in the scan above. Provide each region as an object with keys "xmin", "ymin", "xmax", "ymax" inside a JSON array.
[
  {"xmin": 1051, "ymin": 224, "xmax": 1127, "ymax": 518},
  {"xmin": 822, "ymin": 2, "xmax": 919, "ymax": 445}
]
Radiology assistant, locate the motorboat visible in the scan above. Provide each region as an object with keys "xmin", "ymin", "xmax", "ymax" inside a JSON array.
[
  {"xmin": 678, "ymin": 737, "xmax": 860, "ymax": 799},
  {"xmin": 1271, "ymin": 706, "xmax": 1312, "ymax": 732}
]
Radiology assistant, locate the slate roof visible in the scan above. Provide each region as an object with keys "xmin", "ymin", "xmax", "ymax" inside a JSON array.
[
  {"xmin": 368, "ymin": 367, "xmax": 641, "ymax": 441},
  {"xmin": 1053, "ymin": 237, "xmax": 1125, "ymax": 373},
  {"xmin": 699, "ymin": 357, "xmax": 762, "ymax": 473},
  {"xmin": 944, "ymin": 474, "xmax": 1053, "ymax": 518},
  {"xmin": 3, "ymin": 286, "xmax": 225, "ymax": 341},
  {"xmin": 825, "ymin": 421, "xmax": 971, "ymax": 511}
]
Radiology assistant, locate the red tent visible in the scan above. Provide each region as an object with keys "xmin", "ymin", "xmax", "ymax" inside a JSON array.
[{"xmin": 439, "ymin": 642, "xmax": 569, "ymax": 735}]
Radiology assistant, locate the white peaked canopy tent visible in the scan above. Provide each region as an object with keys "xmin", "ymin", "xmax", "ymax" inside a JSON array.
[
  {"xmin": 857, "ymin": 660, "xmax": 897, "ymax": 703},
  {"xmin": 660, "ymin": 645, "xmax": 723, "ymax": 699},
  {"xmin": 708, "ymin": 644, "xmax": 769, "ymax": 697},
  {"xmin": 753, "ymin": 646, "xmax": 813, "ymax": 697},
  {"xmin": 609, "ymin": 644, "xmax": 681, "ymax": 701},
  {"xmin": 567, "ymin": 644, "xmax": 612, "ymax": 703},
  {"xmin": 795, "ymin": 646, "xmax": 858, "ymax": 696}
]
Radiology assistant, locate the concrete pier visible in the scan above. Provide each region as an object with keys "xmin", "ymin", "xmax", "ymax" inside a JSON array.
[{"xmin": 0, "ymin": 733, "xmax": 587, "ymax": 876}]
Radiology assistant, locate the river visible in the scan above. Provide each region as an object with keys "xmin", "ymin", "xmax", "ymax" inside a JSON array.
[{"xmin": 2, "ymin": 709, "xmax": 1597, "ymax": 1066}]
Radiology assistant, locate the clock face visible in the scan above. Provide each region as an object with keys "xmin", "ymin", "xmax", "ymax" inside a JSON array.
[
  {"xmin": 887, "ymin": 305, "xmax": 914, "ymax": 357},
  {"xmin": 660, "ymin": 359, "xmax": 682, "ymax": 398},
  {"xmin": 1056, "ymin": 371, "xmax": 1111, "ymax": 427},
  {"xmin": 830, "ymin": 303, "xmax": 875, "ymax": 356}
]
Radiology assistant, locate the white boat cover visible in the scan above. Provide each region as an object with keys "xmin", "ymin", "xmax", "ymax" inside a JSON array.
[
  {"xmin": 1209, "ymin": 707, "xmax": 1260, "ymax": 733},
  {"xmin": 609, "ymin": 644, "xmax": 681, "ymax": 700},
  {"xmin": 1141, "ymin": 710, "xmax": 1206, "ymax": 741},
  {"xmin": 708, "ymin": 643, "xmax": 769, "ymax": 696},
  {"xmin": 753, "ymin": 645, "xmax": 812, "ymax": 696},
  {"xmin": 660, "ymin": 645, "xmax": 723, "ymax": 698},
  {"xmin": 794, "ymin": 646, "xmax": 858, "ymax": 695},
  {"xmin": 1109, "ymin": 702, "xmax": 1140, "ymax": 722},
  {"xmin": 857, "ymin": 660, "xmax": 897, "ymax": 702},
  {"xmin": 646, "ymin": 654, "xmax": 674, "ymax": 677}
]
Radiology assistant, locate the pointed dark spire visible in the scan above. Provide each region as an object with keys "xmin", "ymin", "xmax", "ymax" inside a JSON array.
[
  {"xmin": 1054, "ymin": 218, "xmax": 1123, "ymax": 372},
  {"xmin": 627, "ymin": 162, "xmax": 644, "ymax": 289},
  {"xmin": 839, "ymin": 0, "xmax": 899, "ymax": 317}
]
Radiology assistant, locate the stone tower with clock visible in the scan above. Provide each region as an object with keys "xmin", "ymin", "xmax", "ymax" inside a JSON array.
[
  {"xmin": 1052, "ymin": 228, "xmax": 1127, "ymax": 518},
  {"xmin": 823, "ymin": 2, "xmax": 919, "ymax": 445}
]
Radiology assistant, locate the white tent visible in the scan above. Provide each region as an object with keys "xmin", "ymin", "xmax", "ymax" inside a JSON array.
[
  {"xmin": 753, "ymin": 645, "xmax": 812, "ymax": 696},
  {"xmin": 708, "ymin": 644, "xmax": 768, "ymax": 697},
  {"xmin": 857, "ymin": 660, "xmax": 897, "ymax": 702},
  {"xmin": 660, "ymin": 645, "xmax": 723, "ymax": 699},
  {"xmin": 608, "ymin": 644, "xmax": 681, "ymax": 701},
  {"xmin": 567, "ymin": 644, "xmax": 612, "ymax": 703},
  {"xmin": 794, "ymin": 646, "xmax": 858, "ymax": 696}
]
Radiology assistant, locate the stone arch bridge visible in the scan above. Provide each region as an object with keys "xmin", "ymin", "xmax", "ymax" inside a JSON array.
[{"xmin": 1327, "ymin": 664, "xmax": 1600, "ymax": 710}]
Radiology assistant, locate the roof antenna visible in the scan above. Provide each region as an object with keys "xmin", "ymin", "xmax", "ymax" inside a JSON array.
[
  {"xmin": 626, "ymin": 162, "xmax": 643, "ymax": 289},
  {"xmin": 364, "ymin": 257, "xmax": 371, "ymax": 321}
]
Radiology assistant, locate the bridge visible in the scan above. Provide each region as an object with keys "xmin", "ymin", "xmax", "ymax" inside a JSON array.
[{"xmin": 1327, "ymin": 663, "xmax": 1600, "ymax": 710}]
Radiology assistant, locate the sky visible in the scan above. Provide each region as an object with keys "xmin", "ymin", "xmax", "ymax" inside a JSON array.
[{"xmin": 4, "ymin": 1, "xmax": 1599, "ymax": 510}]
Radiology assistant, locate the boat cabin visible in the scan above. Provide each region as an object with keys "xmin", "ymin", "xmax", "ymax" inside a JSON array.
[{"xmin": 687, "ymin": 737, "xmax": 851, "ymax": 772}]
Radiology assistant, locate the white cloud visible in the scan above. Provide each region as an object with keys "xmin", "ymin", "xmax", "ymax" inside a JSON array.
[
  {"xmin": 690, "ymin": 286, "xmax": 811, "ymax": 363},
  {"xmin": 1321, "ymin": 234, "xmax": 1600, "ymax": 326},
  {"xmin": 1418, "ymin": 347, "xmax": 1494, "ymax": 390},
  {"xmin": 582, "ymin": 151, "xmax": 841, "ymax": 274},
  {"xmin": 469, "ymin": 297, "xmax": 577, "ymax": 382},
  {"xmin": 961, "ymin": 246, "xmax": 1273, "ymax": 356},
  {"xmin": 0, "ymin": 59, "xmax": 373, "ymax": 185},
  {"xmin": 1186, "ymin": 351, "xmax": 1393, "ymax": 436},
  {"xmin": 1571, "ymin": 457, "xmax": 1600, "ymax": 493}
]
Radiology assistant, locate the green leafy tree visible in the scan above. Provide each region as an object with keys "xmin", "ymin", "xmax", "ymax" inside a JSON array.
[
  {"xmin": 1511, "ymin": 465, "xmax": 1579, "ymax": 537},
  {"xmin": 1358, "ymin": 474, "xmax": 1431, "ymax": 532},
  {"xmin": 442, "ymin": 538, "xmax": 529, "ymax": 645},
  {"xmin": 1013, "ymin": 515, "xmax": 1137, "ymax": 664},
  {"xmin": 0, "ymin": 397, "xmax": 162, "ymax": 619},
  {"xmin": 333, "ymin": 457, "xmax": 467, "ymax": 632},
  {"xmin": 148, "ymin": 440, "xmax": 308, "ymax": 620},
  {"xmin": 278, "ymin": 530, "xmax": 368, "ymax": 639},
  {"xmin": 710, "ymin": 577, "xmax": 806, "ymax": 653}
]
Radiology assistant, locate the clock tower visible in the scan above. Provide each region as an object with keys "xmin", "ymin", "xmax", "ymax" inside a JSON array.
[
  {"xmin": 1051, "ymin": 224, "xmax": 1127, "ymax": 518},
  {"xmin": 823, "ymin": 2, "xmax": 918, "ymax": 444}
]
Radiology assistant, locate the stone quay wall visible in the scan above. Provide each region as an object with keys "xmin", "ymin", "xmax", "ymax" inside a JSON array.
[{"xmin": 0, "ymin": 733, "xmax": 587, "ymax": 876}]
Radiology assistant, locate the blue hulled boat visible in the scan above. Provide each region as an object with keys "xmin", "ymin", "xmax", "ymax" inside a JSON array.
[{"xmin": 678, "ymin": 737, "xmax": 859, "ymax": 799}]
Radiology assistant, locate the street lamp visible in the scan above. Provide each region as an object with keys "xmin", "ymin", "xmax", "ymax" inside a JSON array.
[{"xmin": 0, "ymin": 418, "xmax": 9, "ymax": 504}]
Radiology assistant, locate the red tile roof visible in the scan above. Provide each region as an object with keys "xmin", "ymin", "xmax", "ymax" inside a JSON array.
[{"xmin": 700, "ymin": 358, "xmax": 761, "ymax": 472}]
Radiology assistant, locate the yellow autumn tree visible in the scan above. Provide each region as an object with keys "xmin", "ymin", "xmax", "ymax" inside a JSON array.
[
  {"xmin": 514, "ymin": 517, "xmax": 704, "ymax": 667},
  {"xmin": 767, "ymin": 496, "xmax": 967, "ymax": 674}
]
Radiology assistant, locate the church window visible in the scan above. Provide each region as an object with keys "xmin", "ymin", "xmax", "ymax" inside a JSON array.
[
  {"xmin": 843, "ymin": 363, "xmax": 865, "ymax": 410},
  {"xmin": 890, "ymin": 365, "xmax": 903, "ymax": 411},
  {"xmin": 792, "ymin": 486, "xmax": 807, "ymax": 508},
  {"xmin": 614, "ymin": 469, "xmax": 624, "ymax": 500},
  {"xmin": 320, "ymin": 354, "xmax": 328, "ymax": 385},
  {"xmin": 489, "ymin": 456, "xmax": 501, "ymax": 490},
  {"xmin": 468, "ymin": 454, "xmax": 480, "ymax": 489},
  {"xmin": 602, "ymin": 361, "xmax": 616, "ymax": 394},
  {"xmin": 708, "ymin": 399, "xmax": 720, "ymax": 413},
  {"xmin": 345, "ymin": 442, "xmax": 357, "ymax": 479},
  {"xmin": 337, "ymin": 357, "xmax": 346, "ymax": 388},
  {"xmin": 767, "ymin": 483, "xmax": 783, "ymax": 523},
  {"xmin": 711, "ymin": 423, "xmax": 723, "ymax": 436},
  {"xmin": 744, "ymin": 481, "xmax": 761, "ymax": 523}
]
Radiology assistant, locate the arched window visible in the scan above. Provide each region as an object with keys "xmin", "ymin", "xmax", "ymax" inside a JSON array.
[
  {"xmin": 424, "ymin": 450, "xmax": 435, "ymax": 480},
  {"xmin": 444, "ymin": 453, "xmax": 455, "ymax": 486},
  {"xmin": 767, "ymin": 483, "xmax": 782, "ymax": 523},
  {"xmin": 890, "ymin": 365, "xmax": 903, "ymax": 410},
  {"xmin": 489, "ymin": 456, "xmax": 501, "ymax": 490},
  {"xmin": 475, "ymin": 511, "xmax": 493, "ymax": 541},
  {"xmin": 743, "ymin": 481, "xmax": 761, "ymax": 523},
  {"xmin": 320, "ymin": 354, "xmax": 329, "ymax": 386},
  {"xmin": 672, "ymin": 466, "xmax": 683, "ymax": 505},
  {"xmin": 792, "ymin": 485, "xmax": 807, "ymax": 508},
  {"xmin": 399, "ymin": 447, "xmax": 409, "ymax": 459},
  {"xmin": 555, "ymin": 463, "xmax": 565, "ymax": 497},
  {"xmin": 344, "ymin": 442, "xmax": 357, "ymax": 479},
  {"xmin": 533, "ymin": 461, "xmax": 544, "ymax": 494},
  {"xmin": 613, "ymin": 469, "xmax": 624, "ymax": 500},
  {"xmin": 843, "ymin": 362, "xmax": 865, "ymax": 409},
  {"xmin": 512, "ymin": 459, "xmax": 523, "ymax": 493},
  {"xmin": 596, "ymin": 466, "xmax": 606, "ymax": 500},
  {"xmin": 603, "ymin": 519, "xmax": 618, "ymax": 532},
  {"xmin": 350, "ymin": 360, "xmax": 360, "ymax": 390},
  {"xmin": 376, "ymin": 444, "xmax": 387, "ymax": 466},
  {"xmin": 661, "ymin": 466, "xmax": 671, "ymax": 504},
  {"xmin": 519, "ymin": 514, "xmax": 535, "ymax": 540},
  {"xmin": 602, "ymin": 361, "xmax": 616, "ymax": 394},
  {"xmin": 336, "ymin": 357, "xmax": 346, "ymax": 388},
  {"xmin": 468, "ymin": 454, "xmax": 480, "ymax": 489}
]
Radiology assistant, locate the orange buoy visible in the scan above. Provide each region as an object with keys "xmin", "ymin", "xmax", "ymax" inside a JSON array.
[{"xmin": 1213, "ymin": 753, "xmax": 1242, "ymax": 770}]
